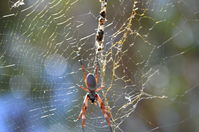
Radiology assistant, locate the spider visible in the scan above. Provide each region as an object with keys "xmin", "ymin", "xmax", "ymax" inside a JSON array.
[{"xmin": 77, "ymin": 61, "xmax": 112, "ymax": 131}]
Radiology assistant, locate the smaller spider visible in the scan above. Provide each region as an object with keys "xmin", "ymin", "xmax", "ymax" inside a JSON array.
[{"xmin": 77, "ymin": 61, "xmax": 112, "ymax": 131}]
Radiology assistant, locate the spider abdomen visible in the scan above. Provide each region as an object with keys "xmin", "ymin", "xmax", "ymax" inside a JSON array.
[{"xmin": 86, "ymin": 73, "xmax": 97, "ymax": 90}]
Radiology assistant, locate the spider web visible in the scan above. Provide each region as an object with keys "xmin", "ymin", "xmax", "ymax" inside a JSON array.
[{"xmin": 0, "ymin": 0, "xmax": 199, "ymax": 132}]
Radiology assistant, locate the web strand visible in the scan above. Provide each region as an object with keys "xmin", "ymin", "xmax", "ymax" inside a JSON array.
[{"xmin": 0, "ymin": 0, "xmax": 197, "ymax": 131}]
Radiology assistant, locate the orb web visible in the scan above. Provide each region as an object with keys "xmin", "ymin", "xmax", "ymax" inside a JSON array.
[{"xmin": 0, "ymin": 0, "xmax": 198, "ymax": 132}]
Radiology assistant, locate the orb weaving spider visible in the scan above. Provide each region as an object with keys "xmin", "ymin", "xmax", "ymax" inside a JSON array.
[{"xmin": 77, "ymin": 61, "xmax": 112, "ymax": 131}]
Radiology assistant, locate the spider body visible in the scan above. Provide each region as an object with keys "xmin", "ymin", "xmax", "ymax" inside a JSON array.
[
  {"xmin": 77, "ymin": 62, "xmax": 111, "ymax": 131},
  {"xmin": 86, "ymin": 74, "xmax": 97, "ymax": 103}
]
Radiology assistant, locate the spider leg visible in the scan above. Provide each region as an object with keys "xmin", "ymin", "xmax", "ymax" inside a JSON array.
[
  {"xmin": 95, "ymin": 86, "xmax": 105, "ymax": 92},
  {"xmin": 96, "ymin": 94, "xmax": 111, "ymax": 127},
  {"xmin": 78, "ymin": 94, "xmax": 89, "ymax": 129},
  {"xmin": 79, "ymin": 85, "xmax": 89, "ymax": 92},
  {"xmin": 95, "ymin": 62, "xmax": 99, "ymax": 84},
  {"xmin": 79, "ymin": 60, "xmax": 87, "ymax": 86}
]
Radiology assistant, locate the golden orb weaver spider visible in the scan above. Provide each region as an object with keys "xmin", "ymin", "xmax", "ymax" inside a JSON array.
[{"xmin": 77, "ymin": 60, "xmax": 112, "ymax": 131}]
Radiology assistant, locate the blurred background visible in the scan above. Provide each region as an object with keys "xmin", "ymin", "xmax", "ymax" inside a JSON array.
[{"xmin": 0, "ymin": 0, "xmax": 199, "ymax": 132}]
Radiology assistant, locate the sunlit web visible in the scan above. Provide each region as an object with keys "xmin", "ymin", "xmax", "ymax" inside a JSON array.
[{"xmin": 0, "ymin": 0, "xmax": 199, "ymax": 132}]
